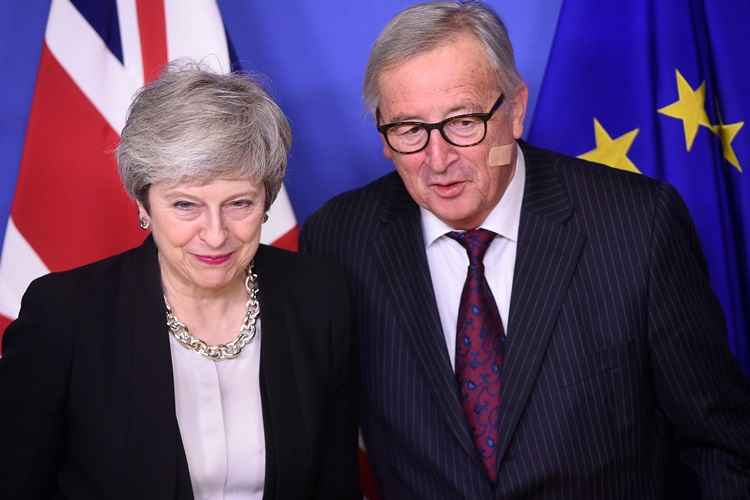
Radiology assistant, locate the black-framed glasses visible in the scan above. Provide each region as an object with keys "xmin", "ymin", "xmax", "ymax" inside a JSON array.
[{"xmin": 377, "ymin": 94, "xmax": 505, "ymax": 154}]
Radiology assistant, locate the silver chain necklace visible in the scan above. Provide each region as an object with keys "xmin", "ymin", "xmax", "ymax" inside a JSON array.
[{"xmin": 164, "ymin": 263, "xmax": 260, "ymax": 361}]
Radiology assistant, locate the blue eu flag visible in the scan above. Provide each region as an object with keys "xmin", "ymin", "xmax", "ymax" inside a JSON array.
[{"xmin": 528, "ymin": 0, "xmax": 749, "ymax": 375}]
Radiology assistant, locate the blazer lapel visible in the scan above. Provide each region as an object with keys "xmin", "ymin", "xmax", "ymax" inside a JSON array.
[
  {"xmin": 112, "ymin": 237, "xmax": 187, "ymax": 499},
  {"xmin": 253, "ymin": 246, "xmax": 307, "ymax": 500},
  {"xmin": 372, "ymin": 178, "xmax": 478, "ymax": 461},
  {"xmin": 494, "ymin": 145, "xmax": 586, "ymax": 471}
]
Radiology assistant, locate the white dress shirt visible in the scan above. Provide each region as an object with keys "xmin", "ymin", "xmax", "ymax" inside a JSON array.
[
  {"xmin": 169, "ymin": 321, "xmax": 265, "ymax": 500},
  {"xmin": 421, "ymin": 145, "xmax": 526, "ymax": 369}
]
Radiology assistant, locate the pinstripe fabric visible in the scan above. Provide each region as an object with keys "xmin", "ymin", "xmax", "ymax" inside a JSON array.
[{"xmin": 300, "ymin": 142, "xmax": 750, "ymax": 499}]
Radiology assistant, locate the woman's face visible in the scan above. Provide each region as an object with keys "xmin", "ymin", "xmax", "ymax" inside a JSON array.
[{"xmin": 139, "ymin": 177, "xmax": 266, "ymax": 296}]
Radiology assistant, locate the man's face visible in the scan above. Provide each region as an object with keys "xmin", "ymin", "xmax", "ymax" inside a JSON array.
[{"xmin": 377, "ymin": 33, "xmax": 528, "ymax": 230}]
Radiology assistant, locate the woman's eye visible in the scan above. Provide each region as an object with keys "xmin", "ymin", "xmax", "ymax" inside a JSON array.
[
  {"xmin": 229, "ymin": 199, "xmax": 252, "ymax": 209},
  {"xmin": 173, "ymin": 201, "xmax": 195, "ymax": 210}
]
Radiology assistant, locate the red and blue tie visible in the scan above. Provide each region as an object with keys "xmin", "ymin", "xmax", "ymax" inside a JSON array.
[{"xmin": 447, "ymin": 228, "xmax": 505, "ymax": 483}]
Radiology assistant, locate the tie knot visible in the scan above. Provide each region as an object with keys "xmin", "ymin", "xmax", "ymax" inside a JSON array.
[{"xmin": 446, "ymin": 228, "xmax": 497, "ymax": 266}]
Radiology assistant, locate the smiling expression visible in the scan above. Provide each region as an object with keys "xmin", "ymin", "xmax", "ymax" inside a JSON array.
[
  {"xmin": 377, "ymin": 32, "xmax": 528, "ymax": 230},
  {"xmin": 138, "ymin": 177, "xmax": 266, "ymax": 297}
]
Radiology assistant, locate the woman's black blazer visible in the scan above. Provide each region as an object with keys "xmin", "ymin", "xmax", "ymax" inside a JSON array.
[{"xmin": 0, "ymin": 237, "xmax": 359, "ymax": 499}]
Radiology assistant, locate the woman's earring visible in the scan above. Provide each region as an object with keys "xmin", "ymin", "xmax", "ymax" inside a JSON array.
[
  {"xmin": 138, "ymin": 217, "xmax": 151, "ymax": 230},
  {"xmin": 262, "ymin": 213, "xmax": 269, "ymax": 223}
]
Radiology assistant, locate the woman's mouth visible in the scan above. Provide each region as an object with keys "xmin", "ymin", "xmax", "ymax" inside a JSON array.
[{"xmin": 194, "ymin": 253, "xmax": 233, "ymax": 265}]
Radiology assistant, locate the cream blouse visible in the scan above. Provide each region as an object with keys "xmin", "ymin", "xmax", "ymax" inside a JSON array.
[{"xmin": 168, "ymin": 321, "xmax": 265, "ymax": 500}]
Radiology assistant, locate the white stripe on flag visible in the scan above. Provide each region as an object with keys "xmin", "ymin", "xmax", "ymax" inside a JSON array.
[
  {"xmin": 165, "ymin": 0, "xmax": 230, "ymax": 73},
  {"xmin": 115, "ymin": 0, "xmax": 145, "ymax": 88},
  {"xmin": 0, "ymin": 218, "xmax": 50, "ymax": 320},
  {"xmin": 46, "ymin": 0, "xmax": 141, "ymax": 134},
  {"xmin": 261, "ymin": 186, "xmax": 297, "ymax": 244}
]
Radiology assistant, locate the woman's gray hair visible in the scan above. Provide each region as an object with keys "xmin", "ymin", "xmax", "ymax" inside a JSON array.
[
  {"xmin": 117, "ymin": 60, "xmax": 291, "ymax": 211},
  {"xmin": 363, "ymin": 1, "xmax": 523, "ymax": 114}
]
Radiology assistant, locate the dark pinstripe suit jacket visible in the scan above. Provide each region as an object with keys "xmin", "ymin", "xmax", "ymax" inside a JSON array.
[{"xmin": 300, "ymin": 143, "xmax": 750, "ymax": 499}]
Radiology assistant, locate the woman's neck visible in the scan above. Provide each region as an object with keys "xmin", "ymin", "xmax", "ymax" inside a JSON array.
[{"xmin": 161, "ymin": 268, "xmax": 250, "ymax": 346}]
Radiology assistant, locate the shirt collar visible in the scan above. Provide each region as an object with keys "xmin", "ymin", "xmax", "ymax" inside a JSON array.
[{"xmin": 420, "ymin": 143, "xmax": 526, "ymax": 247}]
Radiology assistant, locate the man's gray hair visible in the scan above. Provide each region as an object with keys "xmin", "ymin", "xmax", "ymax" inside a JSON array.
[
  {"xmin": 117, "ymin": 60, "xmax": 291, "ymax": 211},
  {"xmin": 363, "ymin": 1, "xmax": 524, "ymax": 115}
]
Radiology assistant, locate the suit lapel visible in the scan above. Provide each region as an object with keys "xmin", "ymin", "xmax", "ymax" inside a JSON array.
[
  {"xmin": 494, "ymin": 145, "xmax": 586, "ymax": 471},
  {"xmin": 373, "ymin": 178, "xmax": 478, "ymax": 461},
  {"xmin": 371, "ymin": 147, "xmax": 586, "ymax": 479},
  {"xmin": 113, "ymin": 237, "xmax": 188, "ymax": 499}
]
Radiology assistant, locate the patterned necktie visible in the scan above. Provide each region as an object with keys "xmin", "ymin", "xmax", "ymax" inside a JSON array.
[{"xmin": 446, "ymin": 228, "xmax": 505, "ymax": 483}]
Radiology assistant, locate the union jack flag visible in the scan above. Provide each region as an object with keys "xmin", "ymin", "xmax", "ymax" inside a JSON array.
[
  {"xmin": 0, "ymin": 0, "xmax": 298, "ymax": 337},
  {"xmin": 0, "ymin": 3, "xmax": 382, "ymax": 497}
]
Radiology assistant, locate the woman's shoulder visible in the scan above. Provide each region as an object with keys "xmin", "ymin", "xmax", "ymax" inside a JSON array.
[
  {"xmin": 23, "ymin": 239, "xmax": 152, "ymax": 308},
  {"xmin": 5, "ymin": 240, "xmax": 153, "ymax": 357}
]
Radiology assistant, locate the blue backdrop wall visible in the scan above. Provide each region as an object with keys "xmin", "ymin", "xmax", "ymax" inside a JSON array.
[{"xmin": 0, "ymin": 1, "xmax": 562, "ymax": 241}]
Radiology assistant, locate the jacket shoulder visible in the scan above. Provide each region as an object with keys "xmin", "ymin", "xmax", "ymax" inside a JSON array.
[
  {"xmin": 300, "ymin": 171, "xmax": 403, "ymax": 253},
  {"xmin": 21, "ymin": 242, "xmax": 146, "ymax": 308},
  {"xmin": 524, "ymin": 142, "xmax": 661, "ymax": 189},
  {"xmin": 310, "ymin": 171, "xmax": 400, "ymax": 221},
  {"xmin": 2, "ymin": 241, "xmax": 149, "ymax": 358},
  {"xmin": 523, "ymin": 141, "xmax": 671, "ymax": 218}
]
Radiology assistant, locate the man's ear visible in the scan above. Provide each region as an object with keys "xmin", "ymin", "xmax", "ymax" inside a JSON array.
[{"xmin": 511, "ymin": 84, "xmax": 529, "ymax": 139}]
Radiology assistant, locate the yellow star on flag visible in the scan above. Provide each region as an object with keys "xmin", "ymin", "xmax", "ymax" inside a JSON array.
[
  {"xmin": 658, "ymin": 69, "xmax": 713, "ymax": 151},
  {"xmin": 713, "ymin": 119, "xmax": 744, "ymax": 172},
  {"xmin": 578, "ymin": 118, "xmax": 641, "ymax": 173}
]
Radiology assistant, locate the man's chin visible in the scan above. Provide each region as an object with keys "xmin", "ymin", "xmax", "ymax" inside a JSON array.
[{"xmin": 429, "ymin": 204, "xmax": 484, "ymax": 230}]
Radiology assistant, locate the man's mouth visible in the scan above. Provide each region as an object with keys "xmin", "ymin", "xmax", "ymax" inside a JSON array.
[{"xmin": 431, "ymin": 180, "xmax": 466, "ymax": 198}]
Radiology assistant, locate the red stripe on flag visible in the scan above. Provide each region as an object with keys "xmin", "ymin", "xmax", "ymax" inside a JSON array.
[
  {"xmin": 136, "ymin": 0, "xmax": 168, "ymax": 82},
  {"xmin": 358, "ymin": 448, "xmax": 382, "ymax": 500},
  {"xmin": 11, "ymin": 46, "xmax": 144, "ymax": 272},
  {"xmin": 0, "ymin": 314, "xmax": 11, "ymax": 353},
  {"xmin": 271, "ymin": 225, "xmax": 299, "ymax": 252}
]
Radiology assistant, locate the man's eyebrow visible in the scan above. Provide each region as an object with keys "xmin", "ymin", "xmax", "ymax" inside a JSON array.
[
  {"xmin": 385, "ymin": 103, "xmax": 478, "ymax": 124},
  {"xmin": 381, "ymin": 110, "xmax": 425, "ymax": 123},
  {"xmin": 445, "ymin": 102, "xmax": 481, "ymax": 115}
]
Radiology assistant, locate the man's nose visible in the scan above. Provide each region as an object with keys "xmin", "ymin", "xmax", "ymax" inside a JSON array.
[{"xmin": 424, "ymin": 129, "xmax": 455, "ymax": 172}]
